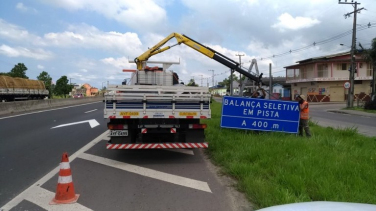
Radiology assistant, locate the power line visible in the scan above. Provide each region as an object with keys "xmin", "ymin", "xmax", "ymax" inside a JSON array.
[
  {"xmin": 259, "ymin": 22, "xmax": 375, "ymax": 61},
  {"xmin": 208, "ymin": 70, "xmax": 214, "ymax": 86}
]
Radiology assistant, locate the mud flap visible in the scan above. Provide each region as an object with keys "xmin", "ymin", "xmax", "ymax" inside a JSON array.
[{"xmin": 185, "ymin": 129, "xmax": 205, "ymax": 143}]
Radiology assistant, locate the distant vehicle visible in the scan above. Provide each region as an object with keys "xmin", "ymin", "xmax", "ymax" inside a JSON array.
[
  {"xmin": 73, "ymin": 94, "xmax": 84, "ymax": 98},
  {"xmin": 257, "ymin": 201, "xmax": 376, "ymax": 211},
  {"xmin": 0, "ymin": 76, "xmax": 49, "ymax": 102}
]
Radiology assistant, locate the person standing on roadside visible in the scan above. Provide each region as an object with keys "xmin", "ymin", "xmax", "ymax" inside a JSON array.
[
  {"xmin": 251, "ymin": 86, "xmax": 266, "ymax": 99},
  {"xmin": 297, "ymin": 95, "xmax": 311, "ymax": 137}
]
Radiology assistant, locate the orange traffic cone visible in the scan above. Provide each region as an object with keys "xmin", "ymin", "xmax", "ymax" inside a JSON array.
[{"xmin": 50, "ymin": 152, "xmax": 80, "ymax": 205}]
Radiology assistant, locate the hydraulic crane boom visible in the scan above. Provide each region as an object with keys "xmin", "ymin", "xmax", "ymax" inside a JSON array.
[{"xmin": 134, "ymin": 32, "xmax": 262, "ymax": 84}]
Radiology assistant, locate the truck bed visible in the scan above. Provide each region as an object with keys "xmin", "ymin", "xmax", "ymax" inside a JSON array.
[{"xmin": 104, "ymin": 85, "xmax": 211, "ymax": 119}]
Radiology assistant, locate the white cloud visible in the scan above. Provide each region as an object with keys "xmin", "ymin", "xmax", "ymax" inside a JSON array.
[
  {"xmin": 66, "ymin": 58, "xmax": 134, "ymax": 87},
  {"xmin": 0, "ymin": 45, "xmax": 53, "ymax": 60},
  {"xmin": 231, "ymin": 0, "xmax": 259, "ymax": 6},
  {"xmin": 272, "ymin": 13, "xmax": 320, "ymax": 31},
  {"xmin": 38, "ymin": 0, "xmax": 167, "ymax": 32},
  {"xmin": 0, "ymin": 20, "xmax": 143, "ymax": 56},
  {"xmin": 16, "ymin": 3, "xmax": 38, "ymax": 13},
  {"xmin": 67, "ymin": 72, "xmax": 98, "ymax": 83},
  {"xmin": 3, "ymin": 0, "xmax": 375, "ymax": 87},
  {"xmin": 101, "ymin": 57, "xmax": 134, "ymax": 69},
  {"xmin": 43, "ymin": 25, "xmax": 143, "ymax": 55},
  {"xmin": 16, "ymin": 3, "xmax": 27, "ymax": 11},
  {"xmin": 0, "ymin": 19, "xmax": 42, "ymax": 44},
  {"xmin": 37, "ymin": 65, "xmax": 45, "ymax": 69}
]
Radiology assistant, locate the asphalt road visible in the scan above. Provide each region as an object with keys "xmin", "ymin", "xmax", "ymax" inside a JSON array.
[
  {"xmin": 0, "ymin": 102, "xmax": 250, "ymax": 211},
  {"xmin": 0, "ymin": 102, "xmax": 107, "ymax": 207},
  {"xmin": 309, "ymin": 103, "xmax": 376, "ymax": 137},
  {"xmin": 3, "ymin": 98, "xmax": 374, "ymax": 210}
]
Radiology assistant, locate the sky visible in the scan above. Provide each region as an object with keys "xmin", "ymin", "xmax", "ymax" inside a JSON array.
[{"xmin": 0, "ymin": 0, "xmax": 375, "ymax": 88}]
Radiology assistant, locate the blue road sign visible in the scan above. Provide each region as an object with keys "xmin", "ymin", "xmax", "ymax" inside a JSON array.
[{"xmin": 221, "ymin": 96, "xmax": 300, "ymax": 133}]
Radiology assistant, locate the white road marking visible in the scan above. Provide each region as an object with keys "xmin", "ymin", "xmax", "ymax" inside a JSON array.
[
  {"xmin": 51, "ymin": 119, "xmax": 100, "ymax": 129},
  {"xmin": 85, "ymin": 109, "xmax": 97, "ymax": 113},
  {"xmin": 24, "ymin": 186, "xmax": 92, "ymax": 211},
  {"xmin": 79, "ymin": 153, "xmax": 212, "ymax": 193},
  {"xmin": 0, "ymin": 130, "xmax": 109, "ymax": 211},
  {"xmin": 163, "ymin": 148, "xmax": 195, "ymax": 155},
  {"xmin": 0, "ymin": 101, "xmax": 101, "ymax": 120}
]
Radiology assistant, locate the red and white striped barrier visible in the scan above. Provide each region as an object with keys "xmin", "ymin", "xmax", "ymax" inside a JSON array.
[{"xmin": 107, "ymin": 142, "xmax": 208, "ymax": 149}]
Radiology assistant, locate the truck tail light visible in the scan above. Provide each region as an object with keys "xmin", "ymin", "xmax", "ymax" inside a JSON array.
[
  {"xmin": 108, "ymin": 124, "xmax": 128, "ymax": 129},
  {"xmin": 189, "ymin": 124, "xmax": 207, "ymax": 129}
]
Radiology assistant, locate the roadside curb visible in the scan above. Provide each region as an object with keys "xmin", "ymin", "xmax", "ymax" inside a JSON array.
[
  {"xmin": 0, "ymin": 97, "xmax": 103, "ymax": 116},
  {"xmin": 327, "ymin": 109, "xmax": 376, "ymax": 118}
]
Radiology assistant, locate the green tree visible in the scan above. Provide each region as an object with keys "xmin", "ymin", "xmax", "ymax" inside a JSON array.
[
  {"xmin": 187, "ymin": 79, "xmax": 198, "ymax": 87},
  {"xmin": 37, "ymin": 71, "xmax": 53, "ymax": 98},
  {"xmin": 360, "ymin": 38, "xmax": 376, "ymax": 99},
  {"xmin": 9, "ymin": 63, "xmax": 28, "ymax": 78},
  {"xmin": 54, "ymin": 76, "xmax": 73, "ymax": 98},
  {"xmin": 218, "ymin": 74, "xmax": 239, "ymax": 90}
]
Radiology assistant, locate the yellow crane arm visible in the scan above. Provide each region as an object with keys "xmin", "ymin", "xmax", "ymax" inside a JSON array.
[
  {"xmin": 134, "ymin": 32, "xmax": 214, "ymax": 70},
  {"xmin": 134, "ymin": 32, "xmax": 262, "ymax": 83}
]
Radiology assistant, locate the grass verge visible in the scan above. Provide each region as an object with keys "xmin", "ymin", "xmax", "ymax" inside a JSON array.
[{"xmin": 203, "ymin": 101, "xmax": 376, "ymax": 209}]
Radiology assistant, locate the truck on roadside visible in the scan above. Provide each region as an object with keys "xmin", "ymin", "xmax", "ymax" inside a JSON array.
[
  {"xmin": 0, "ymin": 75, "xmax": 49, "ymax": 102},
  {"xmin": 104, "ymin": 32, "xmax": 262, "ymax": 149},
  {"xmin": 105, "ymin": 61, "xmax": 211, "ymax": 149}
]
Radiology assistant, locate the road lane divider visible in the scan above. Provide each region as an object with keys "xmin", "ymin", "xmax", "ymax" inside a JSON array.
[
  {"xmin": 0, "ymin": 102, "xmax": 101, "ymax": 120},
  {"xmin": 0, "ymin": 130, "xmax": 108, "ymax": 211},
  {"xmin": 85, "ymin": 109, "xmax": 97, "ymax": 113},
  {"xmin": 24, "ymin": 186, "xmax": 91, "ymax": 211},
  {"xmin": 79, "ymin": 153, "xmax": 212, "ymax": 193}
]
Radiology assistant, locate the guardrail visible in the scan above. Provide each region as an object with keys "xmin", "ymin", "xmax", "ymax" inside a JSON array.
[{"xmin": 0, "ymin": 97, "xmax": 103, "ymax": 116}]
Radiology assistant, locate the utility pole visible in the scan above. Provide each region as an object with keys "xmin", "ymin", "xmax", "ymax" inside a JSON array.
[
  {"xmin": 339, "ymin": 0, "xmax": 364, "ymax": 108},
  {"xmin": 69, "ymin": 78, "xmax": 74, "ymax": 85},
  {"xmin": 230, "ymin": 69, "xmax": 234, "ymax": 96},
  {"xmin": 200, "ymin": 75, "xmax": 203, "ymax": 87},
  {"xmin": 207, "ymin": 78, "xmax": 209, "ymax": 87},
  {"xmin": 208, "ymin": 70, "xmax": 214, "ymax": 87},
  {"xmin": 269, "ymin": 63, "xmax": 272, "ymax": 99}
]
